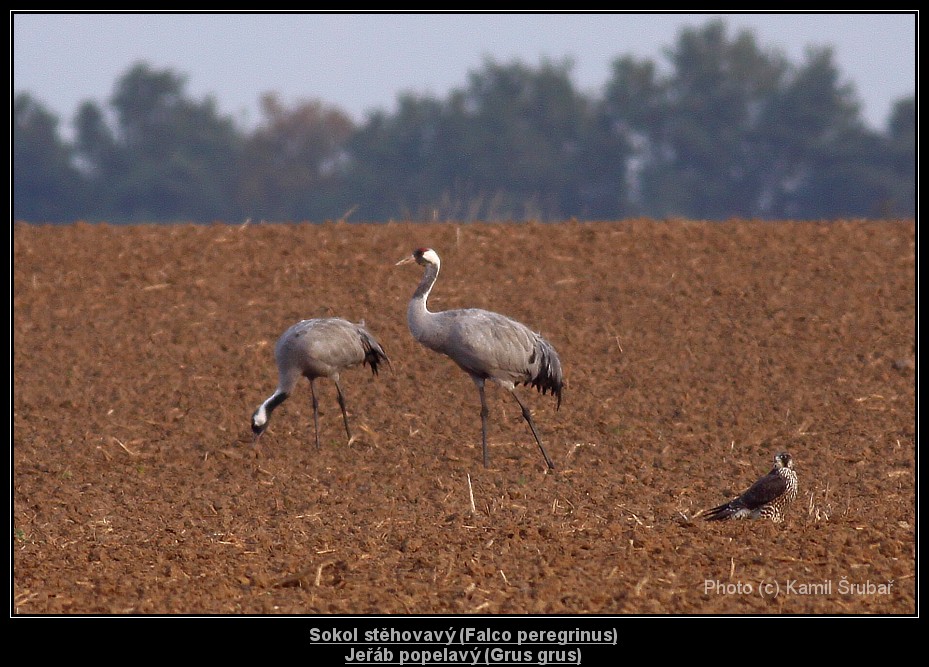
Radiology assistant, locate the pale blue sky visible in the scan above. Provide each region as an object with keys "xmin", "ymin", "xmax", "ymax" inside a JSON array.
[{"xmin": 12, "ymin": 12, "xmax": 917, "ymax": 136}]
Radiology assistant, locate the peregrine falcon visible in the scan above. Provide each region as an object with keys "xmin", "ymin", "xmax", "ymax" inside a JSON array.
[{"xmin": 701, "ymin": 452, "xmax": 798, "ymax": 523}]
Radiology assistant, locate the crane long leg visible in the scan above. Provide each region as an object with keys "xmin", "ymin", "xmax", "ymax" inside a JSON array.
[
  {"xmin": 334, "ymin": 377, "xmax": 353, "ymax": 444},
  {"xmin": 475, "ymin": 379, "xmax": 490, "ymax": 468},
  {"xmin": 510, "ymin": 389, "xmax": 556, "ymax": 470},
  {"xmin": 309, "ymin": 379, "xmax": 321, "ymax": 450},
  {"xmin": 471, "ymin": 375, "xmax": 490, "ymax": 468}
]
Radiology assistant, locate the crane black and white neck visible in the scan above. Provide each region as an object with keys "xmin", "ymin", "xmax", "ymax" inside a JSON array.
[
  {"xmin": 396, "ymin": 247, "xmax": 563, "ymax": 469},
  {"xmin": 251, "ymin": 317, "xmax": 390, "ymax": 450}
]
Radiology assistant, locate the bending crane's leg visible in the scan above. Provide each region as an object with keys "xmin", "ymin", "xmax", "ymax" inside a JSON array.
[
  {"xmin": 333, "ymin": 377, "xmax": 353, "ymax": 444},
  {"xmin": 309, "ymin": 379, "xmax": 321, "ymax": 450},
  {"xmin": 473, "ymin": 377, "xmax": 490, "ymax": 468},
  {"xmin": 510, "ymin": 389, "xmax": 556, "ymax": 470}
]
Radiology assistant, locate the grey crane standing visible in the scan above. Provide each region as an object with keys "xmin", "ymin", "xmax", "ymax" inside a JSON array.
[
  {"xmin": 397, "ymin": 248, "xmax": 563, "ymax": 469},
  {"xmin": 251, "ymin": 317, "xmax": 390, "ymax": 449}
]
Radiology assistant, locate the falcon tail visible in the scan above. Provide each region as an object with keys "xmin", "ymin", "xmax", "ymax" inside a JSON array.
[{"xmin": 700, "ymin": 502, "xmax": 738, "ymax": 521}]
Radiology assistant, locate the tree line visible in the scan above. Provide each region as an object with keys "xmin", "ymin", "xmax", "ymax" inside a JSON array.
[{"xmin": 13, "ymin": 20, "xmax": 915, "ymax": 224}]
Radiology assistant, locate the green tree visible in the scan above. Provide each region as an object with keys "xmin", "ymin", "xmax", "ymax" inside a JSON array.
[
  {"xmin": 348, "ymin": 58, "xmax": 603, "ymax": 221},
  {"xmin": 73, "ymin": 100, "xmax": 121, "ymax": 216},
  {"xmin": 881, "ymin": 96, "xmax": 916, "ymax": 216},
  {"xmin": 757, "ymin": 46, "xmax": 881, "ymax": 218},
  {"xmin": 347, "ymin": 93, "xmax": 459, "ymax": 220},
  {"xmin": 601, "ymin": 19, "xmax": 908, "ymax": 220},
  {"xmin": 600, "ymin": 56, "xmax": 669, "ymax": 216},
  {"xmin": 75, "ymin": 62, "xmax": 244, "ymax": 221},
  {"xmin": 453, "ymin": 58, "xmax": 595, "ymax": 219},
  {"xmin": 13, "ymin": 93, "xmax": 87, "ymax": 222},
  {"xmin": 624, "ymin": 20, "xmax": 786, "ymax": 218}
]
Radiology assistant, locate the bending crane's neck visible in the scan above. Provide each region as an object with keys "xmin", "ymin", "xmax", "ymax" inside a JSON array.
[{"xmin": 408, "ymin": 261, "xmax": 440, "ymax": 342}]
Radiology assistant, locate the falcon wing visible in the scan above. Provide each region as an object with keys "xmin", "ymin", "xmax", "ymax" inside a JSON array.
[{"xmin": 737, "ymin": 468, "xmax": 788, "ymax": 510}]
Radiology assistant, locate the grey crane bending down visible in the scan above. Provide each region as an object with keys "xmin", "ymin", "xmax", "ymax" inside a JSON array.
[
  {"xmin": 251, "ymin": 318, "xmax": 390, "ymax": 449},
  {"xmin": 397, "ymin": 248, "xmax": 563, "ymax": 469}
]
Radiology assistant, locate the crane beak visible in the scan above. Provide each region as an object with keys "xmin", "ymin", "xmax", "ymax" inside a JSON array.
[
  {"xmin": 251, "ymin": 419, "xmax": 267, "ymax": 444},
  {"xmin": 395, "ymin": 255, "xmax": 415, "ymax": 266}
]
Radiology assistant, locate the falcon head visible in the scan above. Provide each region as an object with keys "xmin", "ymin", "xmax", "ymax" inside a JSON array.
[{"xmin": 774, "ymin": 452, "xmax": 793, "ymax": 469}]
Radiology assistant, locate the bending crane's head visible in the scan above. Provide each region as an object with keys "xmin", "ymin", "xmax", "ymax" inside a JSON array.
[
  {"xmin": 396, "ymin": 247, "xmax": 440, "ymax": 268},
  {"xmin": 251, "ymin": 406, "xmax": 269, "ymax": 440},
  {"xmin": 774, "ymin": 452, "xmax": 793, "ymax": 469}
]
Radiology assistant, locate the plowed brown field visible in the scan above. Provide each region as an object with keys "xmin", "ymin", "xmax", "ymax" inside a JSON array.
[{"xmin": 12, "ymin": 219, "xmax": 916, "ymax": 615}]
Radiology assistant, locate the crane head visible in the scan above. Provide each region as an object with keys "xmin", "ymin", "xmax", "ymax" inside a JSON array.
[
  {"xmin": 396, "ymin": 247, "xmax": 440, "ymax": 267},
  {"xmin": 251, "ymin": 407, "xmax": 269, "ymax": 442}
]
